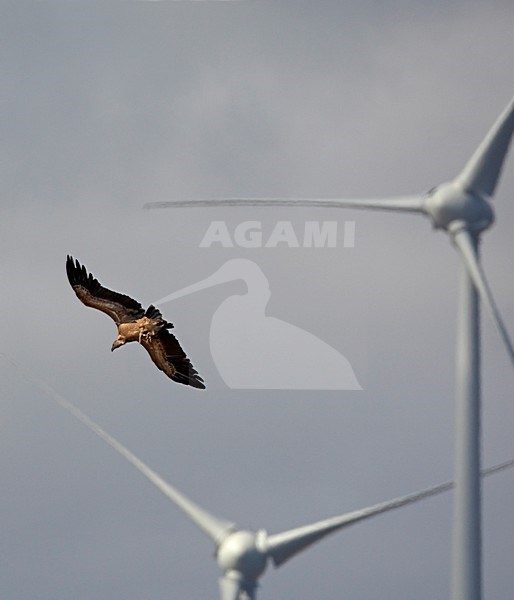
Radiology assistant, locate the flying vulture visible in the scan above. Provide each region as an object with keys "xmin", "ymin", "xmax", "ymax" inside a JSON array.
[{"xmin": 66, "ymin": 256, "xmax": 205, "ymax": 389}]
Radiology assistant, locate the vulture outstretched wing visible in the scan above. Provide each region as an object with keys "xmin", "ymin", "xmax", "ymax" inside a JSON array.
[
  {"xmin": 141, "ymin": 329, "xmax": 206, "ymax": 389},
  {"xmin": 66, "ymin": 255, "xmax": 145, "ymax": 324}
]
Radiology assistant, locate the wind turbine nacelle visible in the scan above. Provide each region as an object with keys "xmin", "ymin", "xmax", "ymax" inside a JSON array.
[
  {"xmin": 423, "ymin": 182, "xmax": 494, "ymax": 233},
  {"xmin": 217, "ymin": 530, "xmax": 268, "ymax": 580}
]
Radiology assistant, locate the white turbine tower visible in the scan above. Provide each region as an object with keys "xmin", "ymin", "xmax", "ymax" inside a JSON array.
[
  {"xmin": 145, "ymin": 95, "xmax": 514, "ymax": 600},
  {"xmin": 39, "ymin": 381, "xmax": 514, "ymax": 600}
]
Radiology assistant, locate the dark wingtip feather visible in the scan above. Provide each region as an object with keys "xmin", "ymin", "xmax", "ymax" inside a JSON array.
[
  {"xmin": 171, "ymin": 370, "xmax": 206, "ymax": 389},
  {"xmin": 66, "ymin": 255, "xmax": 81, "ymax": 286},
  {"xmin": 145, "ymin": 304, "xmax": 163, "ymax": 320},
  {"xmin": 168, "ymin": 356, "xmax": 206, "ymax": 389},
  {"xmin": 66, "ymin": 255, "xmax": 93, "ymax": 289}
]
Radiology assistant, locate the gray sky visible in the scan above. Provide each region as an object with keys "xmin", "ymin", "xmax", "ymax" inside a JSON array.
[{"xmin": 1, "ymin": 1, "xmax": 514, "ymax": 598}]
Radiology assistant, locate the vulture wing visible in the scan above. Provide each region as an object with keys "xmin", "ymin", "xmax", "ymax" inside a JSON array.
[
  {"xmin": 66, "ymin": 256, "xmax": 145, "ymax": 324},
  {"xmin": 141, "ymin": 328, "xmax": 206, "ymax": 389}
]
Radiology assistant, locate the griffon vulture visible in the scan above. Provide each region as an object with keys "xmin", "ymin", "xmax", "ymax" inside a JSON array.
[{"xmin": 66, "ymin": 256, "xmax": 205, "ymax": 389}]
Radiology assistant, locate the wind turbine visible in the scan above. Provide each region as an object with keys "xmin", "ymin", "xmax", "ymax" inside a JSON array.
[
  {"xmin": 36, "ymin": 374, "xmax": 514, "ymax": 600},
  {"xmin": 144, "ymin": 95, "xmax": 514, "ymax": 600}
]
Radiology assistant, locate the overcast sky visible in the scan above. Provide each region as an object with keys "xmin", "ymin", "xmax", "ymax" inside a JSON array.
[{"xmin": 2, "ymin": 2, "xmax": 514, "ymax": 599}]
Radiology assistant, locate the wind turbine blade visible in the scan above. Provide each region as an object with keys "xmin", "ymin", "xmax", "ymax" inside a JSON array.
[
  {"xmin": 455, "ymin": 95, "xmax": 514, "ymax": 197},
  {"xmin": 0, "ymin": 356, "xmax": 236, "ymax": 546},
  {"xmin": 265, "ymin": 483, "xmax": 452, "ymax": 567},
  {"xmin": 451, "ymin": 226, "xmax": 514, "ymax": 367},
  {"xmin": 59, "ymin": 404, "xmax": 235, "ymax": 545},
  {"xmin": 265, "ymin": 459, "xmax": 514, "ymax": 568},
  {"xmin": 143, "ymin": 195, "xmax": 425, "ymax": 213},
  {"xmin": 60, "ymin": 403, "xmax": 235, "ymax": 545}
]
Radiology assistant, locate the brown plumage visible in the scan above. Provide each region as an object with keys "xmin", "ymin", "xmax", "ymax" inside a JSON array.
[{"xmin": 66, "ymin": 256, "xmax": 205, "ymax": 389}]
